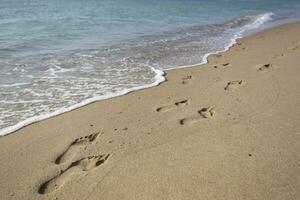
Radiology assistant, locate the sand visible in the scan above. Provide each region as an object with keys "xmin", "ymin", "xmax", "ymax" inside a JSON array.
[{"xmin": 0, "ymin": 22, "xmax": 299, "ymax": 200}]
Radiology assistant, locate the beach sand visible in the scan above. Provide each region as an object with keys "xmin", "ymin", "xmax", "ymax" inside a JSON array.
[{"xmin": 0, "ymin": 22, "xmax": 299, "ymax": 200}]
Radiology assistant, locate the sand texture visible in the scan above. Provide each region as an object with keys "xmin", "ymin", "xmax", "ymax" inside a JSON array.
[{"xmin": 0, "ymin": 22, "xmax": 300, "ymax": 200}]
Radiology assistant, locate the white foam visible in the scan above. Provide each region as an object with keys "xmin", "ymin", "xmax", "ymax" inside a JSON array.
[
  {"xmin": 0, "ymin": 67, "xmax": 165, "ymax": 136},
  {"xmin": 167, "ymin": 12, "xmax": 274, "ymax": 70},
  {"xmin": 0, "ymin": 13, "xmax": 273, "ymax": 136},
  {"xmin": 1, "ymin": 82, "xmax": 31, "ymax": 87}
]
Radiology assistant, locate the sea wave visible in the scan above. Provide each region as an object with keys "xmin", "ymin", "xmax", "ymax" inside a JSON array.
[{"xmin": 0, "ymin": 13, "xmax": 275, "ymax": 136}]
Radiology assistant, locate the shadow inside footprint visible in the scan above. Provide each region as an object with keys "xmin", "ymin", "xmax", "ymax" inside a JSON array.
[
  {"xmin": 180, "ymin": 107, "xmax": 214, "ymax": 125},
  {"xmin": 224, "ymin": 80, "xmax": 243, "ymax": 91},
  {"xmin": 288, "ymin": 45, "xmax": 299, "ymax": 51},
  {"xmin": 222, "ymin": 63, "xmax": 230, "ymax": 67},
  {"xmin": 182, "ymin": 75, "xmax": 193, "ymax": 84},
  {"xmin": 156, "ymin": 99, "xmax": 189, "ymax": 113},
  {"xmin": 256, "ymin": 63, "xmax": 277, "ymax": 72},
  {"xmin": 258, "ymin": 63, "xmax": 271, "ymax": 71},
  {"xmin": 55, "ymin": 132, "xmax": 100, "ymax": 165},
  {"xmin": 39, "ymin": 154, "xmax": 110, "ymax": 194},
  {"xmin": 198, "ymin": 107, "xmax": 215, "ymax": 118},
  {"xmin": 213, "ymin": 63, "xmax": 231, "ymax": 69}
]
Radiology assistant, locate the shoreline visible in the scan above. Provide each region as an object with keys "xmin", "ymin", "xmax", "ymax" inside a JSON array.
[
  {"xmin": 0, "ymin": 13, "xmax": 274, "ymax": 136},
  {"xmin": 0, "ymin": 21, "xmax": 299, "ymax": 200}
]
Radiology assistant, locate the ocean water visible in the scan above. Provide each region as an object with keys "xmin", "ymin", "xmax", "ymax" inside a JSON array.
[{"xmin": 1, "ymin": 0, "xmax": 300, "ymax": 136}]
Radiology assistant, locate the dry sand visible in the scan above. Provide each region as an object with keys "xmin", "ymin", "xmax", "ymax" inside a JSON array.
[{"xmin": 0, "ymin": 22, "xmax": 300, "ymax": 200}]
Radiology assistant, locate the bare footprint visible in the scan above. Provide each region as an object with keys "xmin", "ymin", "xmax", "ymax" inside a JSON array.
[
  {"xmin": 182, "ymin": 75, "xmax": 193, "ymax": 84},
  {"xmin": 156, "ymin": 99, "xmax": 190, "ymax": 113},
  {"xmin": 288, "ymin": 44, "xmax": 300, "ymax": 51},
  {"xmin": 39, "ymin": 154, "xmax": 110, "ymax": 194},
  {"xmin": 213, "ymin": 63, "xmax": 231, "ymax": 69},
  {"xmin": 224, "ymin": 80, "xmax": 243, "ymax": 91},
  {"xmin": 180, "ymin": 107, "xmax": 214, "ymax": 125},
  {"xmin": 258, "ymin": 63, "xmax": 274, "ymax": 71},
  {"xmin": 272, "ymin": 53, "xmax": 285, "ymax": 59},
  {"xmin": 253, "ymin": 63, "xmax": 278, "ymax": 72},
  {"xmin": 55, "ymin": 132, "xmax": 100, "ymax": 165},
  {"xmin": 222, "ymin": 62, "xmax": 231, "ymax": 67}
]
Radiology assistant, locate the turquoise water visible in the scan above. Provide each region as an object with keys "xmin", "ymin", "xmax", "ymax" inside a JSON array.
[
  {"xmin": 1, "ymin": 0, "xmax": 300, "ymax": 135},
  {"xmin": 1, "ymin": 0, "xmax": 300, "ymax": 57}
]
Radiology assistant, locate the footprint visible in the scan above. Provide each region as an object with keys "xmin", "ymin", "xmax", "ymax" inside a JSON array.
[
  {"xmin": 222, "ymin": 63, "xmax": 231, "ymax": 67},
  {"xmin": 256, "ymin": 63, "xmax": 276, "ymax": 72},
  {"xmin": 272, "ymin": 53, "xmax": 285, "ymax": 59},
  {"xmin": 158, "ymin": 100, "xmax": 190, "ymax": 112},
  {"xmin": 55, "ymin": 132, "xmax": 100, "ymax": 165},
  {"xmin": 156, "ymin": 99, "xmax": 190, "ymax": 113},
  {"xmin": 180, "ymin": 107, "xmax": 214, "ymax": 125},
  {"xmin": 234, "ymin": 43, "xmax": 247, "ymax": 51},
  {"xmin": 288, "ymin": 45, "xmax": 299, "ymax": 51},
  {"xmin": 254, "ymin": 63, "xmax": 278, "ymax": 72},
  {"xmin": 213, "ymin": 63, "xmax": 231, "ymax": 69},
  {"xmin": 224, "ymin": 80, "xmax": 243, "ymax": 91},
  {"xmin": 39, "ymin": 154, "xmax": 110, "ymax": 194},
  {"xmin": 182, "ymin": 75, "xmax": 193, "ymax": 84}
]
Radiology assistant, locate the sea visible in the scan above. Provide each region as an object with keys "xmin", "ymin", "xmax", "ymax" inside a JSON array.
[{"xmin": 1, "ymin": 0, "xmax": 300, "ymax": 136}]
